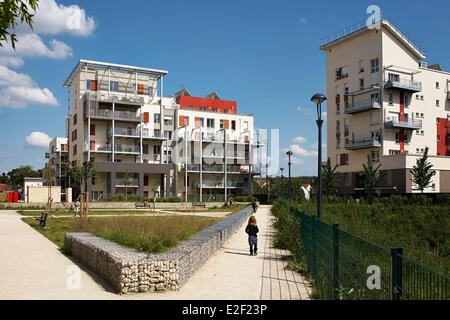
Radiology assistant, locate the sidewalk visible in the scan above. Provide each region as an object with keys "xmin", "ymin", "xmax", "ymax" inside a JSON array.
[{"xmin": 0, "ymin": 206, "xmax": 312, "ymax": 300}]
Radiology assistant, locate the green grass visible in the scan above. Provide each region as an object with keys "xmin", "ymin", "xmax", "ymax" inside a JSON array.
[
  {"xmin": 18, "ymin": 209, "xmax": 159, "ymax": 216},
  {"xmin": 297, "ymin": 199, "xmax": 450, "ymax": 275},
  {"xmin": 23, "ymin": 215, "xmax": 221, "ymax": 254},
  {"xmin": 175, "ymin": 203, "xmax": 249, "ymax": 213}
]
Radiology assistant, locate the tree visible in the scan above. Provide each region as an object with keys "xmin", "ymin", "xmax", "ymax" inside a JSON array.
[
  {"xmin": 322, "ymin": 158, "xmax": 339, "ymax": 198},
  {"xmin": 66, "ymin": 161, "xmax": 95, "ymax": 218},
  {"xmin": 2, "ymin": 165, "xmax": 41, "ymax": 190},
  {"xmin": 362, "ymin": 155, "xmax": 383, "ymax": 204},
  {"xmin": 410, "ymin": 147, "xmax": 436, "ymax": 194},
  {"xmin": 0, "ymin": 0, "xmax": 39, "ymax": 49},
  {"xmin": 121, "ymin": 171, "xmax": 133, "ymax": 199}
]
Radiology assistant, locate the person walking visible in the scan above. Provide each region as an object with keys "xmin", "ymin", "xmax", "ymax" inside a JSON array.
[
  {"xmin": 251, "ymin": 197, "xmax": 258, "ymax": 213},
  {"xmin": 245, "ymin": 216, "xmax": 259, "ymax": 256}
]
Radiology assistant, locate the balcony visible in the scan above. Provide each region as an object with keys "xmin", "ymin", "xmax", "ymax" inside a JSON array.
[
  {"xmin": 84, "ymin": 144, "xmax": 112, "ymax": 153},
  {"xmin": 345, "ymin": 137, "xmax": 382, "ymax": 150},
  {"xmin": 114, "ymin": 144, "xmax": 140, "ymax": 154},
  {"xmin": 84, "ymin": 91, "xmax": 145, "ymax": 106},
  {"xmin": 186, "ymin": 164, "xmax": 256, "ymax": 174},
  {"xmin": 384, "ymin": 78, "xmax": 422, "ymax": 93},
  {"xmin": 114, "ymin": 127, "xmax": 139, "ymax": 137},
  {"xmin": 85, "ymin": 106, "xmax": 141, "ymax": 122},
  {"xmin": 198, "ymin": 180, "xmax": 247, "ymax": 189},
  {"xmin": 385, "ymin": 118, "xmax": 422, "ymax": 130},
  {"xmin": 345, "ymin": 98, "xmax": 381, "ymax": 114},
  {"xmin": 115, "ymin": 178, "xmax": 139, "ymax": 187}
]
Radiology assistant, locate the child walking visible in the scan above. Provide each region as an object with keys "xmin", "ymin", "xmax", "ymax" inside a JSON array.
[{"xmin": 245, "ymin": 216, "xmax": 259, "ymax": 256}]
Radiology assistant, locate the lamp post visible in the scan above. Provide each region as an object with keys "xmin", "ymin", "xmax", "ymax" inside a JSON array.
[
  {"xmin": 286, "ymin": 151, "xmax": 293, "ymax": 204},
  {"xmin": 311, "ymin": 93, "xmax": 327, "ymax": 219},
  {"xmin": 280, "ymin": 167, "xmax": 284, "ymax": 198}
]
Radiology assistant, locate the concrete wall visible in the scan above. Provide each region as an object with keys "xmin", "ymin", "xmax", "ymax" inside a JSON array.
[
  {"xmin": 64, "ymin": 206, "xmax": 253, "ymax": 294},
  {"xmin": 27, "ymin": 186, "xmax": 61, "ymax": 203}
]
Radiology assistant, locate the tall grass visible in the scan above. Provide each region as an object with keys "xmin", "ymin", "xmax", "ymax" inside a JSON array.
[{"xmin": 25, "ymin": 216, "xmax": 220, "ymax": 254}]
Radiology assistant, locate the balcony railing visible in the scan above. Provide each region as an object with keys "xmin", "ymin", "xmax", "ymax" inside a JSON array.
[
  {"xmin": 114, "ymin": 144, "xmax": 140, "ymax": 153},
  {"xmin": 114, "ymin": 127, "xmax": 139, "ymax": 137},
  {"xmin": 198, "ymin": 181, "xmax": 248, "ymax": 188},
  {"xmin": 84, "ymin": 91, "xmax": 144, "ymax": 105},
  {"xmin": 186, "ymin": 164, "xmax": 255, "ymax": 173},
  {"xmin": 345, "ymin": 98, "xmax": 381, "ymax": 114},
  {"xmin": 86, "ymin": 107, "xmax": 141, "ymax": 122},
  {"xmin": 116, "ymin": 178, "xmax": 139, "ymax": 187},
  {"xmin": 85, "ymin": 144, "xmax": 112, "ymax": 152},
  {"xmin": 385, "ymin": 118, "xmax": 422, "ymax": 130},
  {"xmin": 384, "ymin": 78, "xmax": 422, "ymax": 93},
  {"xmin": 345, "ymin": 137, "xmax": 382, "ymax": 150}
]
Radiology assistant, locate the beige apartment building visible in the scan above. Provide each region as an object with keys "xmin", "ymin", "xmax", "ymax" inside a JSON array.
[
  {"xmin": 62, "ymin": 60, "xmax": 260, "ymax": 201},
  {"xmin": 321, "ymin": 18, "xmax": 450, "ymax": 194}
]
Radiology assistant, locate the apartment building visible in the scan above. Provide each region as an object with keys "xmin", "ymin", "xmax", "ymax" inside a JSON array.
[
  {"xmin": 321, "ymin": 18, "xmax": 450, "ymax": 194},
  {"xmin": 173, "ymin": 89, "xmax": 260, "ymax": 201},
  {"xmin": 62, "ymin": 60, "xmax": 260, "ymax": 200},
  {"xmin": 46, "ymin": 137, "xmax": 70, "ymax": 197}
]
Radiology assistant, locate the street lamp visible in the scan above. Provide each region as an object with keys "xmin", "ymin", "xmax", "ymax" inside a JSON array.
[
  {"xmin": 280, "ymin": 167, "xmax": 284, "ymax": 198},
  {"xmin": 286, "ymin": 151, "xmax": 293, "ymax": 204},
  {"xmin": 311, "ymin": 93, "xmax": 327, "ymax": 219}
]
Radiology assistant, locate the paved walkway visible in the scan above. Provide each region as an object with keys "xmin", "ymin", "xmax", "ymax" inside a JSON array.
[{"xmin": 0, "ymin": 206, "xmax": 312, "ymax": 300}]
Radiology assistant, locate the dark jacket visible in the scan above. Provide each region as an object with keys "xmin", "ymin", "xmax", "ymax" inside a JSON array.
[{"xmin": 245, "ymin": 224, "xmax": 259, "ymax": 237}]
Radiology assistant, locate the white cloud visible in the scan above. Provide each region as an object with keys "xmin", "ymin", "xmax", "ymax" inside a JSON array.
[
  {"xmin": 289, "ymin": 144, "xmax": 318, "ymax": 158},
  {"xmin": 25, "ymin": 132, "xmax": 52, "ymax": 148},
  {"xmin": 0, "ymin": 0, "xmax": 95, "ymax": 109},
  {"xmin": 322, "ymin": 111, "xmax": 327, "ymax": 120},
  {"xmin": 296, "ymin": 106, "xmax": 312, "ymax": 115},
  {"xmin": 299, "ymin": 17, "xmax": 307, "ymax": 24},
  {"xmin": 292, "ymin": 136, "xmax": 306, "ymax": 144},
  {"xmin": 21, "ymin": 0, "xmax": 96, "ymax": 36},
  {"xmin": 0, "ymin": 86, "xmax": 58, "ymax": 108},
  {"xmin": 312, "ymin": 142, "xmax": 327, "ymax": 150}
]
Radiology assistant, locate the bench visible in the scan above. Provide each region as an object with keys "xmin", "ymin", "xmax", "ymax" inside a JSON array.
[
  {"xmin": 192, "ymin": 203, "xmax": 206, "ymax": 210},
  {"xmin": 135, "ymin": 202, "xmax": 148, "ymax": 209},
  {"xmin": 33, "ymin": 211, "xmax": 48, "ymax": 227}
]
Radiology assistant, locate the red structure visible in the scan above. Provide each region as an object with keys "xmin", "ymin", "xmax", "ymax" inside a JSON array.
[
  {"xmin": 436, "ymin": 117, "xmax": 450, "ymax": 156},
  {"xmin": 175, "ymin": 89, "xmax": 237, "ymax": 114},
  {"xmin": 7, "ymin": 191, "xmax": 18, "ymax": 203}
]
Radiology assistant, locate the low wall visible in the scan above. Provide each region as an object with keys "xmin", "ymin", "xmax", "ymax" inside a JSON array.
[
  {"xmin": 64, "ymin": 206, "xmax": 253, "ymax": 294},
  {"xmin": 1, "ymin": 202, "xmax": 228, "ymax": 210}
]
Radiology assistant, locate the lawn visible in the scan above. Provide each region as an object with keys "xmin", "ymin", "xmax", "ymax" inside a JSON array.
[
  {"xmin": 23, "ymin": 215, "xmax": 221, "ymax": 254},
  {"xmin": 296, "ymin": 198, "xmax": 450, "ymax": 275}
]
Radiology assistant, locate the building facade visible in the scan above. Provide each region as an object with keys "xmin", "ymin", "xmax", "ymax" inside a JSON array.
[
  {"xmin": 62, "ymin": 60, "xmax": 260, "ymax": 201},
  {"xmin": 321, "ymin": 18, "xmax": 450, "ymax": 194}
]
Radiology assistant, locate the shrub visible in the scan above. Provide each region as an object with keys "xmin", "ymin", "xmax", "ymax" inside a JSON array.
[{"xmin": 234, "ymin": 195, "xmax": 253, "ymax": 202}]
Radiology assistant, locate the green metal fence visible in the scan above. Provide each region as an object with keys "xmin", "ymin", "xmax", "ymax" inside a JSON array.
[{"xmin": 292, "ymin": 209, "xmax": 450, "ymax": 300}]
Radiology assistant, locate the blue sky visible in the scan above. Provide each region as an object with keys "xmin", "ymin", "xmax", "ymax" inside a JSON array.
[{"xmin": 1, "ymin": 0, "xmax": 449, "ymax": 176}]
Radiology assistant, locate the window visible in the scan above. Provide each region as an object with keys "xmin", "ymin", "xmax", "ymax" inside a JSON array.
[
  {"xmin": 71, "ymin": 129, "xmax": 77, "ymax": 141},
  {"xmin": 336, "ymin": 66, "xmax": 349, "ymax": 80},
  {"xmin": 194, "ymin": 117, "xmax": 203, "ymax": 127},
  {"xmin": 73, "ymin": 144, "xmax": 77, "ymax": 156},
  {"xmin": 143, "ymin": 144, "xmax": 149, "ymax": 155},
  {"xmin": 243, "ymin": 121, "xmax": 249, "ymax": 131},
  {"xmin": 91, "ymin": 176, "xmax": 96, "ymax": 186},
  {"xmin": 144, "ymin": 175, "xmax": 149, "ymax": 186},
  {"xmin": 436, "ymin": 82, "xmax": 440, "ymax": 89},
  {"xmin": 420, "ymin": 95, "xmax": 424, "ymax": 101},
  {"xmin": 164, "ymin": 116, "xmax": 173, "ymax": 126},
  {"xmin": 395, "ymin": 132, "xmax": 409, "ymax": 143},
  {"xmin": 344, "ymin": 84, "xmax": 349, "ymax": 96},
  {"xmin": 154, "ymin": 113, "xmax": 161, "ymax": 124},
  {"xmin": 73, "ymin": 114, "xmax": 77, "ymax": 125},
  {"xmin": 388, "ymin": 93, "xmax": 394, "ymax": 105},
  {"xmin": 359, "ymin": 78, "xmax": 364, "ymax": 90},
  {"xmin": 153, "ymin": 145, "xmax": 161, "ymax": 155},
  {"xmin": 110, "ymin": 81, "xmax": 119, "ymax": 92},
  {"xmin": 371, "ymin": 58, "xmax": 379, "ymax": 73},
  {"xmin": 336, "ymin": 120, "xmax": 340, "ymax": 134},
  {"xmin": 344, "ymin": 118, "xmax": 350, "ymax": 136},
  {"xmin": 340, "ymin": 154, "xmax": 349, "ymax": 166},
  {"xmin": 164, "ymin": 131, "xmax": 172, "ymax": 140},
  {"xmin": 219, "ymin": 119, "xmax": 224, "ymax": 129},
  {"xmin": 86, "ymin": 80, "xmax": 97, "ymax": 91},
  {"xmin": 404, "ymin": 95, "xmax": 409, "ymax": 107},
  {"xmin": 389, "ymin": 149, "xmax": 400, "ymax": 155},
  {"xmin": 371, "ymin": 151, "xmax": 380, "ymax": 163},
  {"xmin": 336, "ymin": 136, "xmax": 341, "ymax": 149},
  {"xmin": 231, "ymin": 120, "xmax": 236, "ymax": 130},
  {"xmin": 388, "ymin": 73, "xmax": 400, "ymax": 83},
  {"xmin": 359, "ymin": 60, "xmax": 365, "ymax": 73},
  {"xmin": 370, "ymin": 112, "xmax": 380, "ymax": 125},
  {"xmin": 207, "ymin": 118, "xmax": 215, "ymax": 128},
  {"xmin": 90, "ymin": 124, "xmax": 95, "ymax": 135},
  {"xmin": 436, "ymin": 100, "xmax": 440, "ymax": 107}
]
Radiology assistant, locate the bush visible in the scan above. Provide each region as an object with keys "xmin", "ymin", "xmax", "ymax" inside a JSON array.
[
  {"xmin": 271, "ymin": 199, "xmax": 308, "ymax": 273},
  {"xmin": 233, "ymin": 195, "xmax": 253, "ymax": 202}
]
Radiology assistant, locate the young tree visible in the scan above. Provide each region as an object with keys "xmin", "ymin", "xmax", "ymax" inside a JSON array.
[
  {"xmin": 322, "ymin": 158, "xmax": 339, "ymax": 198},
  {"xmin": 121, "ymin": 171, "xmax": 133, "ymax": 199},
  {"xmin": 66, "ymin": 161, "xmax": 95, "ymax": 218},
  {"xmin": 362, "ymin": 155, "xmax": 383, "ymax": 204},
  {"xmin": 0, "ymin": 0, "xmax": 39, "ymax": 48},
  {"xmin": 410, "ymin": 147, "xmax": 436, "ymax": 194}
]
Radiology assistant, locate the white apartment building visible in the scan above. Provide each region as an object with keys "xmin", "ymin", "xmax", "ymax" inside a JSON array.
[
  {"xmin": 62, "ymin": 60, "xmax": 260, "ymax": 201},
  {"xmin": 321, "ymin": 18, "xmax": 450, "ymax": 194}
]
